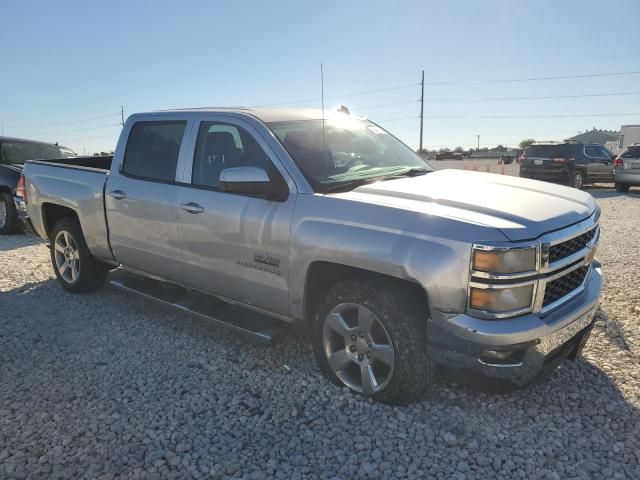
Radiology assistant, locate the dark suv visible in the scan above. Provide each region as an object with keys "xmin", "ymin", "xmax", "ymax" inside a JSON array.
[
  {"xmin": 519, "ymin": 142, "xmax": 614, "ymax": 189},
  {"xmin": 0, "ymin": 136, "xmax": 76, "ymax": 234}
]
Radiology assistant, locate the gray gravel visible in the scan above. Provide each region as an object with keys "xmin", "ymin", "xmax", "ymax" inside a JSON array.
[{"xmin": 1, "ymin": 186, "xmax": 640, "ymax": 480}]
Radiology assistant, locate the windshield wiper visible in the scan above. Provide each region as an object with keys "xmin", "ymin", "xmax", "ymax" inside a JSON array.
[
  {"xmin": 386, "ymin": 167, "xmax": 432, "ymax": 178},
  {"xmin": 322, "ymin": 177, "xmax": 382, "ymax": 194}
]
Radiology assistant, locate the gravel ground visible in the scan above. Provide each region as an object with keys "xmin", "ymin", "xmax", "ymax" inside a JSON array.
[{"xmin": 1, "ymin": 188, "xmax": 639, "ymax": 480}]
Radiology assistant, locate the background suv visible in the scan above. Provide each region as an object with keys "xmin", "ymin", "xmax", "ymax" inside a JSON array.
[
  {"xmin": 519, "ymin": 142, "xmax": 614, "ymax": 189},
  {"xmin": 614, "ymin": 144, "xmax": 640, "ymax": 192}
]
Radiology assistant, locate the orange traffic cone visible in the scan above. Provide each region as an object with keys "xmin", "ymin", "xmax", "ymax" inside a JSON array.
[
  {"xmin": 485, "ymin": 163, "xmax": 491, "ymax": 173},
  {"xmin": 499, "ymin": 158, "xmax": 505, "ymax": 175},
  {"xmin": 472, "ymin": 162, "xmax": 478, "ymax": 171}
]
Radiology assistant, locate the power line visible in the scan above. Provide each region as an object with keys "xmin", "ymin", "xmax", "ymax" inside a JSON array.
[
  {"xmin": 61, "ymin": 132, "xmax": 121, "ymax": 142},
  {"xmin": 258, "ymin": 83, "xmax": 418, "ymax": 107},
  {"xmin": 480, "ymin": 112, "xmax": 640, "ymax": 119},
  {"xmin": 422, "ymin": 91, "xmax": 640, "ymax": 102},
  {"xmin": 422, "ymin": 70, "xmax": 640, "ymax": 86},
  {"xmin": 17, "ymin": 123, "xmax": 122, "ymax": 136},
  {"xmin": 351, "ymin": 99, "xmax": 418, "ymax": 110},
  {"xmin": 4, "ymin": 113, "xmax": 121, "ymax": 129}
]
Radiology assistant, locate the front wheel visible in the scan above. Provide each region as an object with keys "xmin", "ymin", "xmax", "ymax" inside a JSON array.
[
  {"xmin": 615, "ymin": 183, "xmax": 630, "ymax": 193},
  {"xmin": 50, "ymin": 217, "xmax": 108, "ymax": 293},
  {"xmin": 312, "ymin": 278, "xmax": 436, "ymax": 404},
  {"xmin": 569, "ymin": 170, "xmax": 584, "ymax": 189}
]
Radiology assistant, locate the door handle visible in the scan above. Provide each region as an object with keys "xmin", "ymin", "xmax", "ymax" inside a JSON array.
[
  {"xmin": 180, "ymin": 202, "xmax": 204, "ymax": 214},
  {"xmin": 108, "ymin": 190, "xmax": 127, "ymax": 200}
]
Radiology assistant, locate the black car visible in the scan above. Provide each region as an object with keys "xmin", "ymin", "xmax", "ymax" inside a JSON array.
[
  {"xmin": 519, "ymin": 142, "xmax": 614, "ymax": 189},
  {"xmin": 0, "ymin": 137, "xmax": 76, "ymax": 234}
]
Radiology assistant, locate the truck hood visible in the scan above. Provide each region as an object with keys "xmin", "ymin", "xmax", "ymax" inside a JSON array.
[{"xmin": 335, "ymin": 169, "xmax": 596, "ymax": 241}]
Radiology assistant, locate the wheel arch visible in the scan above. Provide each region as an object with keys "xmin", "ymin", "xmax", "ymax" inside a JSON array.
[
  {"xmin": 41, "ymin": 203, "xmax": 80, "ymax": 239},
  {"xmin": 303, "ymin": 261, "xmax": 429, "ymax": 325}
]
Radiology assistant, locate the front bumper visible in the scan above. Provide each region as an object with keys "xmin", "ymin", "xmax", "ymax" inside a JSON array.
[{"xmin": 428, "ymin": 262, "xmax": 602, "ymax": 386}]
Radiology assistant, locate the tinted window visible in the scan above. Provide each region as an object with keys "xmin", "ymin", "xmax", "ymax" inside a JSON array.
[
  {"xmin": 621, "ymin": 146, "xmax": 640, "ymax": 158},
  {"xmin": 525, "ymin": 145, "xmax": 571, "ymax": 158},
  {"xmin": 123, "ymin": 121, "xmax": 186, "ymax": 181},
  {"xmin": 0, "ymin": 142, "xmax": 68, "ymax": 164},
  {"xmin": 192, "ymin": 122, "xmax": 273, "ymax": 189},
  {"xmin": 585, "ymin": 145, "xmax": 609, "ymax": 158}
]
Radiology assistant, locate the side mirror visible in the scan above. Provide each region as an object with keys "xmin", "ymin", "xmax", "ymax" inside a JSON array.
[{"xmin": 219, "ymin": 167, "xmax": 288, "ymax": 202}]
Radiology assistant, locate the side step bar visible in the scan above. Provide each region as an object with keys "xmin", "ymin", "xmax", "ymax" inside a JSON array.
[{"xmin": 110, "ymin": 272, "xmax": 289, "ymax": 343}]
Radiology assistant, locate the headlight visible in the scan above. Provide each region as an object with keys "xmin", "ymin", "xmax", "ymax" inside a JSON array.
[
  {"xmin": 473, "ymin": 247, "xmax": 536, "ymax": 274},
  {"xmin": 469, "ymin": 284, "xmax": 534, "ymax": 313}
]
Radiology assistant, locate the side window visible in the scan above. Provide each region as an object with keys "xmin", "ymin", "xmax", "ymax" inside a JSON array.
[
  {"xmin": 122, "ymin": 121, "xmax": 186, "ymax": 182},
  {"xmin": 598, "ymin": 146, "xmax": 612, "ymax": 158},
  {"xmin": 584, "ymin": 145, "xmax": 601, "ymax": 159},
  {"xmin": 192, "ymin": 121, "xmax": 273, "ymax": 189}
]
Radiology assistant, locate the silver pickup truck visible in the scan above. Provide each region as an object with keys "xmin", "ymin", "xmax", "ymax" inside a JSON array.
[{"xmin": 18, "ymin": 108, "xmax": 602, "ymax": 404}]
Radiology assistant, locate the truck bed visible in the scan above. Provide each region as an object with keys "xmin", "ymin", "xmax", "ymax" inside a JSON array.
[{"xmin": 22, "ymin": 159, "xmax": 115, "ymax": 262}]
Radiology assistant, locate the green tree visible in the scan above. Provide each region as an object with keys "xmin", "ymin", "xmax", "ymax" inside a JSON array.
[{"xmin": 519, "ymin": 138, "xmax": 535, "ymax": 149}]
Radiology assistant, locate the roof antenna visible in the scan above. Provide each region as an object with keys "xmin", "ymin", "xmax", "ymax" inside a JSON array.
[{"xmin": 320, "ymin": 62, "xmax": 326, "ymax": 163}]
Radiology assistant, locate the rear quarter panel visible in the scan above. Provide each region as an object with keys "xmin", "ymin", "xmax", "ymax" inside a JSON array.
[{"xmin": 25, "ymin": 162, "xmax": 114, "ymax": 261}]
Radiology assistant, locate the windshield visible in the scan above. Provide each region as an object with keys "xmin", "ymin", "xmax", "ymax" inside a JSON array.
[
  {"xmin": 267, "ymin": 116, "xmax": 433, "ymax": 192},
  {"xmin": 0, "ymin": 141, "xmax": 74, "ymax": 164}
]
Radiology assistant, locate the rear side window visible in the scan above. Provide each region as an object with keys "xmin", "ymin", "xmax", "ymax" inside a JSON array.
[
  {"xmin": 585, "ymin": 145, "xmax": 609, "ymax": 158},
  {"xmin": 525, "ymin": 145, "xmax": 570, "ymax": 158},
  {"xmin": 123, "ymin": 121, "xmax": 186, "ymax": 182},
  {"xmin": 621, "ymin": 146, "xmax": 640, "ymax": 158}
]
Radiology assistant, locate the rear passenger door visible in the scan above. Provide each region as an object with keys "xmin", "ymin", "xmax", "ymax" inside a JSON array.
[
  {"xmin": 584, "ymin": 145, "xmax": 614, "ymax": 181},
  {"xmin": 105, "ymin": 118, "xmax": 191, "ymax": 282},
  {"xmin": 175, "ymin": 115, "xmax": 296, "ymax": 317}
]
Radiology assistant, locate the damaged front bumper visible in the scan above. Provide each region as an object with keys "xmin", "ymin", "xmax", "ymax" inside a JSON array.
[{"xmin": 428, "ymin": 261, "xmax": 602, "ymax": 386}]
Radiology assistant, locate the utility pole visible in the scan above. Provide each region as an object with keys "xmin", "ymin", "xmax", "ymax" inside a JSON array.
[
  {"xmin": 476, "ymin": 134, "xmax": 480, "ymax": 152},
  {"xmin": 419, "ymin": 70, "xmax": 424, "ymax": 152},
  {"xmin": 120, "ymin": 105, "xmax": 125, "ymax": 126}
]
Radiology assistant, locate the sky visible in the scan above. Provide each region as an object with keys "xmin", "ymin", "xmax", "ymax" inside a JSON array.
[{"xmin": 1, "ymin": 0, "xmax": 639, "ymax": 154}]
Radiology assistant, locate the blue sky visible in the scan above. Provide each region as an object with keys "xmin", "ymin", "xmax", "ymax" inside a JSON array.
[{"xmin": 1, "ymin": 0, "xmax": 639, "ymax": 153}]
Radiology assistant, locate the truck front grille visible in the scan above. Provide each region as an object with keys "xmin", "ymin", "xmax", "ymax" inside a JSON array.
[
  {"xmin": 543, "ymin": 266, "xmax": 589, "ymax": 307},
  {"xmin": 549, "ymin": 228, "xmax": 597, "ymax": 263}
]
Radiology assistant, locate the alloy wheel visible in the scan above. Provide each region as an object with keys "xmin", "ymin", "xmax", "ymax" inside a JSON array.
[
  {"xmin": 322, "ymin": 302, "xmax": 395, "ymax": 394},
  {"xmin": 54, "ymin": 230, "xmax": 81, "ymax": 283}
]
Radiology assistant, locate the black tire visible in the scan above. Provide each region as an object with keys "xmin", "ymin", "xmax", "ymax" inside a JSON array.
[
  {"xmin": 0, "ymin": 191, "xmax": 21, "ymax": 235},
  {"xmin": 569, "ymin": 170, "xmax": 584, "ymax": 189},
  {"xmin": 312, "ymin": 278, "xmax": 436, "ymax": 405},
  {"xmin": 615, "ymin": 183, "xmax": 630, "ymax": 193},
  {"xmin": 50, "ymin": 217, "xmax": 108, "ymax": 293}
]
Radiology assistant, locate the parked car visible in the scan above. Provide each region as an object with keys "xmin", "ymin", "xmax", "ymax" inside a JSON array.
[
  {"xmin": 519, "ymin": 142, "xmax": 614, "ymax": 189},
  {"xmin": 613, "ymin": 144, "xmax": 640, "ymax": 192},
  {"xmin": 435, "ymin": 151, "xmax": 464, "ymax": 160},
  {"xmin": 0, "ymin": 137, "xmax": 78, "ymax": 234},
  {"xmin": 499, "ymin": 154, "xmax": 514, "ymax": 164},
  {"xmin": 19, "ymin": 108, "xmax": 602, "ymax": 404}
]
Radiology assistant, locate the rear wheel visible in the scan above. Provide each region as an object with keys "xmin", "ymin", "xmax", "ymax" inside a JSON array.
[
  {"xmin": 569, "ymin": 170, "xmax": 584, "ymax": 189},
  {"xmin": 50, "ymin": 217, "xmax": 108, "ymax": 293},
  {"xmin": 0, "ymin": 192, "xmax": 20, "ymax": 235},
  {"xmin": 312, "ymin": 278, "xmax": 436, "ymax": 404},
  {"xmin": 615, "ymin": 183, "xmax": 630, "ymax": 193}
]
